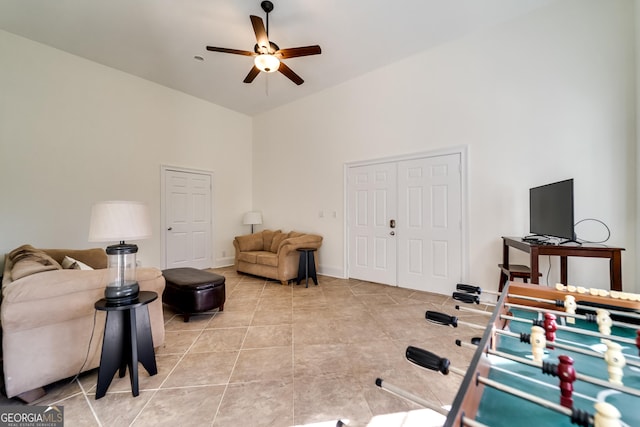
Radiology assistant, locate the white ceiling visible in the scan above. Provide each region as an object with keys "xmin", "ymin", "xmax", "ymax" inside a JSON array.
[{"xmin": 0, "ymin": 0, "xmax": 555, "ymax": 116}]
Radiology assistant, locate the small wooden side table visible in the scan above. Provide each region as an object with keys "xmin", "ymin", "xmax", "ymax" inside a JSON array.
[
  {"xmin": 296, "ymin": 248, "xmax": 318, "ymax": 288},
  {"xmin": 94, "ymin": 291, "xmax": 158, "ymax": 399}
]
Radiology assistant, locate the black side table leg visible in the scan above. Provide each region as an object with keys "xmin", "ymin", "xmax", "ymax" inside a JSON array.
[
  {"xmin": 304, "ymin": 252, "xmax": 310, "ymax": 288},
  {"xmin": 308, "ymin": 251, "xmax": 318, "ymax": 286},
  {"xmin": 128, "ymin": 309, "xmax": 140, "ymax": 397},
  {"xmin": 296, "ymin": 252, "xmax": 306, "ymax": 286},
  {"xmin": 96, "ymin": 311, "xmax": 125, "ymax": 399},
  {"xmin": 135, "ymin": 306, "xmax": 157, "ymax": 376}
]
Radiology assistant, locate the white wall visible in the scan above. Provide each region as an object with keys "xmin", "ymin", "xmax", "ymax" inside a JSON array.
[
  {"xmin": 0, "ymin": 30, "xmax": 253, "ymax": 269},
  {"xmin": 636, "ymin": 0, "xmax": 640, "ymax": 293},
  {"xmin": 253, "ymin": 0, "xmax": 638, "ymax": 292}
]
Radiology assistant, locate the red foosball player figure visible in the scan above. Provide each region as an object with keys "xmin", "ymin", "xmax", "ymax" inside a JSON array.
[
  {"xmin": 544, "ymin": 312, "xmax": 557, "ymax": 349},
  {"xmin": 558, "ymin": 354, "xmax": 576, "ymax": 408}
]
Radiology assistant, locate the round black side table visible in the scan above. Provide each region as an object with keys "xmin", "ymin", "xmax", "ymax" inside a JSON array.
[
  {"xmin": 296, "ymin": 248, "xmax": 318, "ymax": 288},
  {"xmin": 94, "ymin": 290, "xmax": 158, "ymax": 399}
]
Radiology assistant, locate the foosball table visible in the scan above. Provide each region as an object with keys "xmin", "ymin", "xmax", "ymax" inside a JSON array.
[{"xmin": 377, "ymin": 282, "xmax": 640, "ymax": 427}]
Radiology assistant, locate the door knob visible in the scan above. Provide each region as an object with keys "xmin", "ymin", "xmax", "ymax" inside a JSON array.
[
  {"xmin": 167, "ymin": 227, "xmax": 173, "ymax": 231},
  {"xmin": 390, "ymin": 231, "xmax": 395, "ymax": 236},
  {"xmin": 390, "ymin": 219, "xmax": 396, "ymax": 228}
]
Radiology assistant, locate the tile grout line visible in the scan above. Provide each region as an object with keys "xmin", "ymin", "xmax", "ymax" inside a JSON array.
[
  {"xmin": 130, "ymin": 312, "xmax": 212, "ymax": 426},
  {"xmin": 76, "ymin": 377, "xmax": 103, "ymax": 427},
  {"xmin": 209, "ymin": 278, "xmax": 265, "ymax": 426},
  {"xmin": 290, "ymin": 279, "xmax": 296, "ymax": 426}
]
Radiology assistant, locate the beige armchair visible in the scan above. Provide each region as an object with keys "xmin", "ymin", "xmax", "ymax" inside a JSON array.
[{"xmin": 233, "ymin": 230, "xmax": 322, "ymax": 285}]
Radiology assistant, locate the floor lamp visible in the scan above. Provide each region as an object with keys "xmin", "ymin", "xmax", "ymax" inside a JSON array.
[{"xmin": 243, "ymin": 211, "xmax": 262, "ymax": 234}]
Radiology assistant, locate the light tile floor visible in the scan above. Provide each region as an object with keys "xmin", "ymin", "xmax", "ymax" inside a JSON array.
[{"xmin": 2, "ymin": 268, "xmax": 492, "ymax": 426}]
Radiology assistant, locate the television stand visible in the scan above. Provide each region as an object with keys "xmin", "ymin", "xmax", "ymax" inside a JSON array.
[{"xmin": 501, "ymin": 236, "xmax": 624, "ymax": 291}]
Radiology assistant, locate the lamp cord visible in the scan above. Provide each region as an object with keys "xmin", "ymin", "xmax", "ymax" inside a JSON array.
[{"xmin": 69, "ymin": 309, "xmax": 98, "ymax": 385}]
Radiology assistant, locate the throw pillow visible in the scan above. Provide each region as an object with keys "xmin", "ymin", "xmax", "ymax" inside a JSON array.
[
  {"xmin": 62, "ymin": 256, "xmax": 94, "ymax": 271},
  {"xmin": 262, "ymin": 229, "xmax": 276, "ymax": 251},
  {"xmin": 270, "ymin": 232, "xmax": 287, "ymax": 252},
  {"xmin": 236, "ymin": 234, "xmax": 264, "ymax": 251},
  {"xmin": 61, "ymin": 256, "xmax": 80, "ymax": 270},
  {"xmin": 262, "ymin": 229, "xmax": 282, "ymax": 251},
  {"xmin": 9, "ymin": 244, "xmax": 63, "ymax": 280}
]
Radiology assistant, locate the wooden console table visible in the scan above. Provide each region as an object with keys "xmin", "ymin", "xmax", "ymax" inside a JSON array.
[{"xmin": 501, "ymin": 237, "xmax": 624, "ymax": 291}]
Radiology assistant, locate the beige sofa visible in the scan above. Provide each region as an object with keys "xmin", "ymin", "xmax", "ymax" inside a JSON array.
[
  {"xmin": 233, "ymin": 230, "xmax": 322, "ymax": 285},
  {"xmin": 1, "ymin": 245, "xmax": 165, "ymax": 401}
]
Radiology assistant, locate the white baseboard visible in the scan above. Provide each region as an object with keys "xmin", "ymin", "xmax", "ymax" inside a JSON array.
[
  {"xmin": 213, "ymin": 257, "xmax": 235, "ymax": 268},
  {"xmin": 210, "ymin": 259, "xmax": 345, "ymax": 279},
  {"xmin": 317, "ymin": 265, "xmax": 346, "ymax": 279}
]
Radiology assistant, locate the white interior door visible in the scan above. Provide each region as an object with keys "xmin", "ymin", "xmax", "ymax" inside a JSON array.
[
  {"xmin": 347, "ymin": 163, "xmax": 397, "ymax": 285},
  {"xmin": 347, "ymin": 152, "xmax": 463, "ymax": 295},
  {"xmin": 397, "ymin": 154, "xmax": 462, "ymax": 295},
  {"xmin": 163, "ymin": 168, "xmax": 212, "ymax": 269}
]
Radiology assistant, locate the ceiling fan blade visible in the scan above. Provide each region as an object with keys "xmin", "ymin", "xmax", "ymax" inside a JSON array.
[
  {"xmin": 278, "ymin": 62, "xmax": 304, "ymax": 85},
  {"xmin": 206, "ymin": 46, "xmax": 255, "ymax": 56},
  {"xmin": 250, "ymin": 15, "xmax": 269, "ymax": 51},
  {"xmin": 277, "ymin": 45, "xmax": 322, "ymax": 59},
  {"xmin": 243, "ymin": 66, "xmax": 261, "ymax": 84}
]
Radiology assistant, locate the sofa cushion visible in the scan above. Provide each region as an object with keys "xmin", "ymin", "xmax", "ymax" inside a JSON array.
[
  {"xmin": 288, "ymin": 231, "xmax": 304, "ymax": 238},
  {"xmin": 237, "ymin": 251, "xmax": 259, "ymax": 264},
  {"xmin": 236, "ymin": 233, "xmax": 264, "ymax": 252},
  {"xmin": 8, "ymin": 245, "xmax": 62, "ymax": 281},
  {"xmin": 256, "ymin": 252, "xmax": 278, "ymax": 267},
  {"xmin": 270, "ymin": 232, "xmax": 287, "ymax": 252}
]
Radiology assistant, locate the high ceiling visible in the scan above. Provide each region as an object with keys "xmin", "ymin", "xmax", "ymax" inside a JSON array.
[{"xmin": 0, "ymin": 0, "xmax": 555, "ymax": 116}]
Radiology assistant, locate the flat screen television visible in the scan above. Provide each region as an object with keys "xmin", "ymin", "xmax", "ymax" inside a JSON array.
[{"xmin": 529, "ymin": 179, "xmax": 575, "ymax": 242}]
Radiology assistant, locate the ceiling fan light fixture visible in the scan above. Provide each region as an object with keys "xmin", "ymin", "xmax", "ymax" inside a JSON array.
[{"xmin": 254, "ymin": 54, "xmax": 280, "ymax": 73}]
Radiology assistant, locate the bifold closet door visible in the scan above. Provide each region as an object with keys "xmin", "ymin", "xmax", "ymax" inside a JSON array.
[{"xmin": 347, "ymin": 153, "xmax": 462, "ymax": 294}]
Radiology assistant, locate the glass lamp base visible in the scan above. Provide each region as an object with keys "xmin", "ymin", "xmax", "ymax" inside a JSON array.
[{"xmin": 105, "ymin": 282, "xmax": 139, "ymax": 303}]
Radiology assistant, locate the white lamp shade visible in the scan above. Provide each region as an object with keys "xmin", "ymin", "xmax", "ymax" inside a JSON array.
[
  {"xmin": 243, "ymin": 211, "xmax": 263, "ymax": 226},
  {"xmin": 88, "ymin": 201, "xmax": 152, "ymax": 242}
]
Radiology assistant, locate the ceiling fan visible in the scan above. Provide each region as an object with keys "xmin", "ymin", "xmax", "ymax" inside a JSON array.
[{"xmin": 206, "ymin": 1, "xmax": 321, "ymax": 85}]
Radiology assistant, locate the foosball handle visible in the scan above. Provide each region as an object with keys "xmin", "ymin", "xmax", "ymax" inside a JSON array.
[
  {"xmin": 453, "ymin": 292, "xmax": 480, "ymax": 304},
  {"xmin": 456, "ymin": 283, "xmax": 482, "ymax": 294},
  {"xmin": 455, "ymin": 337, "xmax": 482, "ymax": 347},
  {"xmin": 426, "ymin": 311, "xmax": 458, "ymax": 327},
  {"xmin": 406, "ymin": 346, "xmax": 450, "ymax": 375}
]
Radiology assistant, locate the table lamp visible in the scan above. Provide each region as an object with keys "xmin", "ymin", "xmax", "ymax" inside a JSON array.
[
  {"xmin": 89, "ymin": 201, "xmax": 152, "ymax": 302},
  {"xmin": 243, "ymin": 211, "xmax": 262, "ymax": 234}
]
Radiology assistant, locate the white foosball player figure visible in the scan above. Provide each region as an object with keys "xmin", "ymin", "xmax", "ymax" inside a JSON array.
[
  {"xmin": 530, "ymin": 325, "xmax": 546, "ymax": 363},
  {"xmin": 594, "ymin": 401, "xmax": 621, "ymax": 427},
  {"xmin": 596, "ymin": 309, "xmax": 612, "ymax": 338},
  {"xmin": 603, "ymin": 339, "xmax": 626, "ymax": 385},
  {"xmin": 564, "ymin": 295, "xmax": 576, "ymax": 325}
]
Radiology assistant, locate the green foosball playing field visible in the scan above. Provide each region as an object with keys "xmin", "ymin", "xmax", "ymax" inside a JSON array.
[{"xmin": 475, "ymin": 307, "xmax": 639, "ymax": 427}]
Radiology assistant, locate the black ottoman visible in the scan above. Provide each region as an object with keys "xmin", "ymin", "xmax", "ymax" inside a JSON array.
[{"xmin": 162, "ymin": 268, "xmax": 226, "ymax": 322}]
